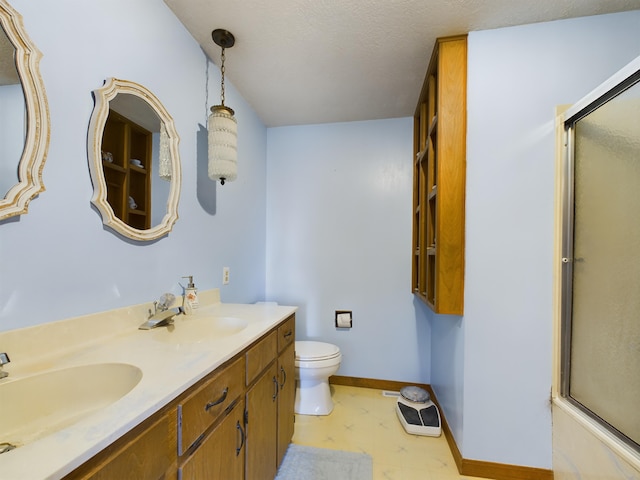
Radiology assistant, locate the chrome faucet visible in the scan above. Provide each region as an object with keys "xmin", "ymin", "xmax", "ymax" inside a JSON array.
[
  {"xmin": 0, "ymin": 352, "xmax": 9, "ymax": 379},
  {"xmin": 138, "ymin": 293, "xmax": 183, "ymax": 330}
]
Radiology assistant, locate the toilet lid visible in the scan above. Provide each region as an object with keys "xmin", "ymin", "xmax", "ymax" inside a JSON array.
[{"xmin": 296, "ymin": 341, "xmax": 340, "ymax": 361}]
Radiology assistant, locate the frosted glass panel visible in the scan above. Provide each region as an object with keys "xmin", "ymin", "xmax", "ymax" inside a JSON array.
[{"xmin": 570, "ymin": 82, "xmax": 640, "ymax": 446}]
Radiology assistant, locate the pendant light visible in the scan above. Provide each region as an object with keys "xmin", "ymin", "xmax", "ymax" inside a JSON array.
[{"xmin": 208, "ymin": 28, "xmax": 237, "ymax": 185}]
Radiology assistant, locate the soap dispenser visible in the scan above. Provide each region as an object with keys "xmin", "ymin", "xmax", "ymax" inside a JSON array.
[{"xmin": 182, "ymin": 276, "xmax": 199, "ymax": 315}]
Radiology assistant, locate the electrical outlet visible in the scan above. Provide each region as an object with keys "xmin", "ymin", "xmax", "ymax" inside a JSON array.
[{"xmin": 223, "ymin": 267, "xmax": 230, "ymax": 285}]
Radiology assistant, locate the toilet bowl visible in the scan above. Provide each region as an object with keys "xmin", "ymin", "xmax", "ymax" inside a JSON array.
[{"xmin": 295, "ymin": 341, "xmax": 341, "ymax": 415}]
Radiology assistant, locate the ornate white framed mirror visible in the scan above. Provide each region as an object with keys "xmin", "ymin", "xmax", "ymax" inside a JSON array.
[
  {"xmin": 0, "ymin": 0, "xmax": 50, "ymax": 221},
  {"xmin": 88, "ymin": 78, "xmax": 181, "ymax": 241}
]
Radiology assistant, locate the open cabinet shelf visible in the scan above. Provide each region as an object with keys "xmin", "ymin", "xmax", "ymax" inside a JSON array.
[{"xmin": 101, "ymin": 110, "xmax": 152, "ymax": 230}]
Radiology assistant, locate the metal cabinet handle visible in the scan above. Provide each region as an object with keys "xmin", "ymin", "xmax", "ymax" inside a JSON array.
[
  {"xmin": 283, "ymin": 330, "xmax": 292, "ymax": 338},
  {"xmin": 280, "ymin": 365, "xmax": 287, "ymax": 389},
  {"xmin": 236, "ymin": 420, "xmax": 245, "ymax": 456},
  {"xmin": 272, "ymin": 376, "xmax": 279, "ymax": 401},
  {"xmin": 205, "ymin": 387, "xmax": 228, "ymax": 411}
]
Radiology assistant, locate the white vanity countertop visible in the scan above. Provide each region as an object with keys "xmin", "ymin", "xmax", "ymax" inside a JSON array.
[{"xmin": 0, "ymin": 290, "xmax": 297, "ymax": 480}]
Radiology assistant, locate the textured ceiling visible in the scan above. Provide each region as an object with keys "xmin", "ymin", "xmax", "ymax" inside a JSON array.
[{"xmin": 164, "ymin": 0, "xmax": 639, "ymax": 127}]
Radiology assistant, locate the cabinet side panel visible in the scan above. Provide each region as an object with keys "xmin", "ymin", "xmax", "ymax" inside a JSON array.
[{"xmin": 435, "ymin": 37, "xmax": 467, "ymax": 315}]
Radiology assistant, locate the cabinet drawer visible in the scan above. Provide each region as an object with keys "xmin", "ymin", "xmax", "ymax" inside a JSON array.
[
  {"xmin": 277, "ymin": 315, "xmax": 295, "ymax": 353},
  {"xmin": 246, "ymin": 331, "xmax": 277, "ymax": 386},
  {"xmin": 178, "ymin": 355, "xmax": 245, "ymax": 455}
]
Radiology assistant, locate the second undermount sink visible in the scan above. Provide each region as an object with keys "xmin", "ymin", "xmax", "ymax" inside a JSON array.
[
  {"xmin": 0, "ymin": 363, "xmax": 142, "ymax": 450},
  {"xmin": 151, "ymin": 315, "xmax": 249, "ymax": 345}
]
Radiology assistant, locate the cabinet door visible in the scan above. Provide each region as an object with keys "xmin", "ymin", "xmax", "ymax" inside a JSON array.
[
  {"xmin": 277, "ymin": 342, "xmax": 295, "ymax": 467},
  {"xmin": 179, "ymin": 399, "xmax": 246, "ymax": 480},
  {"xmin": 245, "ymin": 362, "xmax": 278, "ymax": 480}
]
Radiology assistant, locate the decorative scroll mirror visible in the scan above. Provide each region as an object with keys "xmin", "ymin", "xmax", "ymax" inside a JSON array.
[
  {"xmin": 88, "ymin": 78, "xmax": 181, "ymax": 241},
  {"xmin": 0, "ymin": 0, "xmax": 50, "ymax": 221}
]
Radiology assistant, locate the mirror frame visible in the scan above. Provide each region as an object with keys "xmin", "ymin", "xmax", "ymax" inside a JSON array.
[
  {"xmin": 88, "ymin": 78, "xmax": 181, "ymax": 241},
  {"xmin": 0, "ymin": 0, "xmax": 50, "ymax": 221}
]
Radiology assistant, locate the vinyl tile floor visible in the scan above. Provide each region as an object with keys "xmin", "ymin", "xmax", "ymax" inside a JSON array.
[{"xmin": 291, "ymin": 385, "xmax": 494, "ymax": 480}]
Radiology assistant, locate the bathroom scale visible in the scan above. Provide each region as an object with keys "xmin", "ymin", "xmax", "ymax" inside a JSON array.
[{"xmin": 395, "ymin": 386, "xmax": 441, "ymax": 437}]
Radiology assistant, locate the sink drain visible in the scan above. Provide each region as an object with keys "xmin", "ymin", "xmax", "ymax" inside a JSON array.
[{"xmin": 0, "ymin": 442, "xmax": 16, "ymax": 454}]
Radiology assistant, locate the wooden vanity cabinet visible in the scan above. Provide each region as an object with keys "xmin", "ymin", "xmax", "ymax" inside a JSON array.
[
  {"xmin": 412, "ymin": 35, "xmax": 467, "ymax": 315},
  {"xmin": 63, "ymin": 314, "xmax": 295, "ymax": 480},
  {"xmin": 276, "ymin": 317, "xmax": 295, "ymax": 467},
  {"xmin": 245, "ymin": 331, "xmax": 279, "ymax": 480},
  {"xmin": 245, "ymin": 313, "xmax": 296, "ymax": 480}
]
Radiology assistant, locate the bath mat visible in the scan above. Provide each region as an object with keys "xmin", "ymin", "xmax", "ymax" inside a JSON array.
[{"xmin": 275, "ymin": 444, "xmax": 373, "ymax": 480}]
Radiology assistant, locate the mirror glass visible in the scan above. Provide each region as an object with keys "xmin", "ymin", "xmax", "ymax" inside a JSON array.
[
  {"xmin": 88, "ymin": 78, "xmax": 181, "ymax": 241},
  {"xmin": 0, "ymin": 1, "xmax": 49, "ymax": 221},
  {"xmin": 0, "ymin": 27, "xmax": 23, "ymax": 196}
]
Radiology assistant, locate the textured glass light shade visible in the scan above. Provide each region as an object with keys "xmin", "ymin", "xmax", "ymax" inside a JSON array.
[
  {"xmin": 208, "ymin": 105, "xmax": 237, "ymax": 184},
  {"xmin": 158, "ymin": 122, "xmax": 171, "ymax": 181}
]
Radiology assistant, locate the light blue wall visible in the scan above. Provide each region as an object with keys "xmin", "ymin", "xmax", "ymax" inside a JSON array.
[
  {"xmin": 0, "ymin": 0, "xmax": 268, "ymax": 332},
  {"xmin": 266, "ymin": 119, "xmax": 431, "ymax": 384},
  {"xmin": 4, "ymin": 0, "xmax": 639, "ymax": 471},
  {"xmin": 430, "ymin": 10, "xmax": 640, "ymax": 469}
]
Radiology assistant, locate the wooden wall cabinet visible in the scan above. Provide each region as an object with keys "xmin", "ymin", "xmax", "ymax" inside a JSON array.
[
  {"xmin": 412, "ymin": 35, "xmax": 467, "ymax": 315},
  {"xmin": 101, "ymin": 110, "xmax": 152, "ymax": 230},
  {"xmin": 64, "ymin": 314, "xmax": 296, "ymax": 480}
]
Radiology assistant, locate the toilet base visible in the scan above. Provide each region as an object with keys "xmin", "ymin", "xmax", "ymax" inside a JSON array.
[{"xmin": 295, "ymin": 378, "xmax": 334, "ymax": 415}]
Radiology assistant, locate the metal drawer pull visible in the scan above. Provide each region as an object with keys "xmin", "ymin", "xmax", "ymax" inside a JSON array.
[
  {"xmin": 283, "ymin": 330, "xmax": 292, "ymax": 338},
  {"xmin": 205, "ymin": 387, "xmax": 228, "ymax": 411},
  {"xmin": 272, "ymin": 376, "xmax": 279, "ymax": 401},
  {"xmin": 236, "ymin": 420, "xmax": 245, "ymax": 456},
  {"xmin": 280, "ymin": 366, "xmax": 287, "ymax": 389}
]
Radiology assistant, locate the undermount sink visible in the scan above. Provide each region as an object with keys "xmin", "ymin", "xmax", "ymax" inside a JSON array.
[
  {"xmin": 0, "ymin": 363, "xmax": 142, "ymax": 450},
  {"xmin": 151, "ymin": 315, "xmax": 249, "ymax": 345}
]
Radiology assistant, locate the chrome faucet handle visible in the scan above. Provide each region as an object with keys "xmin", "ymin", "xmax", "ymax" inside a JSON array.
[
  {"xmin": 0, "ymin": 352, "xmax": 9, "ymax": 379},
  {"xmin": 157, "ymin": 293, "xmax": 176, "ymax": 312}
]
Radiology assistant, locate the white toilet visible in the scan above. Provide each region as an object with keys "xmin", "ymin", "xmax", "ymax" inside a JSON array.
[{"xmin": 294, "ymin": 341, "xmax": 342, "ymax": 415}]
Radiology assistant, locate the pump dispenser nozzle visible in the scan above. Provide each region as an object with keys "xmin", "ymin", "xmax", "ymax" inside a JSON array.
[{"xmin": 182, "ymin": 276, "xmax": 195, "ymax": 288}]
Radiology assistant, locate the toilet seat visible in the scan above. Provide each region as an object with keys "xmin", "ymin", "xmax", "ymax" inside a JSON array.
[{"xmin": 296, "ymin": 341, "xmax": 340, "ymax": 362}]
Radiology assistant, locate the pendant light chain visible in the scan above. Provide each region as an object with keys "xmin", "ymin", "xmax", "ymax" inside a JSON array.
[{"xmin": 220, "ymin": 46, "xmax": 226, "ymax": 107}]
